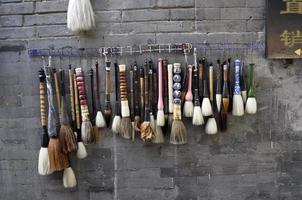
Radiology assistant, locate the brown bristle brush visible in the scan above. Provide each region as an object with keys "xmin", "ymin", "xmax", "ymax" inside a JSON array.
[
  {"xmin": 104, "ymin": 61, "xmax": 112, "ymax": 127},
  {"xmin": 221, "ymin": 62, "xmax": 230, "ymax": 131},
  {"xmin": 95, "ymin": 61, "xmax": 106, "ymax": 128},
  {"xmin": 119, "ymin": 64, "xmax": 132, "ymax": 139},
  {"xmin": 45, "ymin": 66, "xmax": 69, "ymax": 173},
  {"xmin": 170, "ymin": 63, "xmax": 187, "ymax": 145},
  {"xmin": 75, "ymin": 68, "xmax": 93, "ymax": 144},
  {"xmin": 89, "ymin": 68, "xmax": 100, "ymax": 143},
  {"xmin": 133, "ymin": 62, "xmax": 141, "ymax": 134},
  {"xmin": 73, "ymin": 73, "xmax": 87, "ymax": 159},
  {"xmin": 38, "ymin": 68, "xmax": 51, "ymax": 175},
  {"xmin": 167, "ymin": 64, "xmax": 174, "ymax": 127},
  {"xmin": 58, "ymin": 69, "xmax": 77, "ymax": 154},
  {"xmin": 112, "ymin": 61, "xmax": 121, "ymax": 134}
]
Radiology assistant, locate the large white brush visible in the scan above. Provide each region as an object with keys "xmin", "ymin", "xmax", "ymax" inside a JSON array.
[
  {"xmin": 245, "ymin": 63, "xmax": 257, "ymax": 114},
  {"xmin": 67, "ymin": 0, "xmax": 95, "ymax": 32},
  {"xmin": 232, "ymin": 59, "xmax": 245, "ymax": 116},
  {"xmin": 157, "ymin": 58, "xmax": 165, "ymax": 126},
  {"xmin": 63, "ymin": 166, "xmax": 77, "ymax": 188},
  {"xmin": 184, "ymin": 65, "xmax": 194, "ymax": 117},
  {"xmin": 192, "ymin": 67, "xmax": 204, "ymax": 126}
]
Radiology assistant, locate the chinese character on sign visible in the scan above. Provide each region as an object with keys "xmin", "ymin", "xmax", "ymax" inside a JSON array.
[
  {"xmin": 280, "ymin": 0, "xmax": 302, "ymax": 14},
  {"xmin": 280, "ymin": 30, "xmax": 302, "ymax": 47}
]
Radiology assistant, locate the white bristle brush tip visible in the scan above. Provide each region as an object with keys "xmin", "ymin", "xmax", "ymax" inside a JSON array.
[
  {"xmin": 184, "ymin": 101, "xmax": 194, "ymax": 117},
  {"xmin": 96, "ymin": 111, "xmax": 106, "ymax": 128},
  {"xmin": 121, "ymin": 101, "xmax": 130, "ymax": 117},
  {"xmin": 63, "ymin": 167, "xmax": 77, "ymax": 188},
  {"xmin": 232, "ymin": 95, "xmax": 245, "ymax": 116},
  {"xmin": 205, "ymin": 118, "xmax": 218, "ymax": 135},
  {"xmin": 245, "ymin": 97, "xmax": 257, "ymax": 114},
  {"xmin": 201, "ymin": 98, "xmax": 213, "ymax": 116},
  {"xmin": 38, "ymin": 147, "xmax": 51, "ymax": 175},
  {"xmin": 77, "ymin": 142, "xmax": 87, "ymax": 159},
  {"xmin": 192, "ymin": 106, "xmax": 204, "ymax": 126},
  {"xmin": 156, "ymin": 110, "xmax": 165, "ymax": 127},
  {"xmin": 112, "ymin": 115, "xmax": 121, "ymax": 134}
]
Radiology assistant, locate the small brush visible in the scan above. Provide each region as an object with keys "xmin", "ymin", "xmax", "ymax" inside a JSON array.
[
  {"xmin": 192, "ymin": 66, "xmax": 204, "ymax": 126},
  {"xmin": 184, "ymin": 65, "xmax": 194, "ymax": 117},
  {"xmin": 216, "ymin": 60, "xmax": 222, "ymax": 112},
  {"xmin": 148, "ymin": 60, "xmax": 158, "ymax": 140},
  {"xmin": 198, "ymin": 59, "xmax": 204, "ymax": 106},
  {"xmin": 95, "ymin": 61, "xmax": 106, "ymax": 128},
  {"xmin": 104, "ymin": 61, "xmax": 112, "ymax": 127},
  {"xmin": 162, "ymin": 59, "xmax": 169, "ymax": 133},
  {"xmin": 245, "ymin": 63, "xmax": 257, "ymax": 114},
  {"xmin": 133, "ymin": 62, "xmax": 141, "ymax": 133},
  {"xmin": 89, "ymin": 68, "xmax": 100, "ymax": 143},
  {"xmin": 221, "ymin": 63, "xmax": 230, "ymax": 132},
  {"xmin": 68, "ymin": 65, "xmax": 77, "ymax": 139},
  {"xmin": 232, "ymin": 59, "xmax": 245, "ymax": 116},
  {"xmin": 156, "ymin": 58, "xmax": 165, "ymax": 126},
  {"xmin": 129, "ymin": 65, "xmax": 136, "ymax": 141},
  {"xmin": 201, "ymin": 59, "xmax": 212, "ymax": 117},
  {"xmin": 112, "ymin": 61, "xmax": 121, "ymax": 134}
]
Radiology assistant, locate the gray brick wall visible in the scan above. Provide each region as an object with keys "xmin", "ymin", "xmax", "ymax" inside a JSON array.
[{"xmin": 1, "ymin": 0, "xmax": 302, "ymax": 199}]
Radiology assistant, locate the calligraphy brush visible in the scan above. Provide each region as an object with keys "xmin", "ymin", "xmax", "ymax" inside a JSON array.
[
  {"xmin": 170, "ymin": 63, "xmax": 187, "ymax": 144},
  {"xmin": 75, "ymin": 68, "xmax": 93, "ymax": 144},
  {"xmin": 53, "ymin": 68, "xmax": 61, "ymax": 114},
  {"xmin": 232, "ymin": 59, "xmax": 244, "ymax": 116},
  {"xmin": 184, "ymin": 64, "xmax": 194, "ymax": 117},
  {"xmin": 198, "ymin": 59, "xmax": 204, "ymax": 107},
  {"xmin": 201, "ymin": 59, "xmax": 212, "ymax": 117},
  {"xmin": 133, "ymin": 62, "xmax": 141, "ymax": 133},
  {"xmin": 216, "ymin": 60, "xmax": 222, "ymax": 112},
  {"xmin": 148, "ymin": 60, "xmax": 157, "ymax": 137},
  {"xmin": 240, "ymin": 63, "xmax": 247, "ymax": 104},
  {"xmin": 119, "ymin": 64, "xmax": 132, "ymax": 139},
  {"xmin": 45, "ymin": 66, "xmax": 69, "ymax": 173},
  {"xmin": 162, "ymin": 59, "xmax": 169, "ymax": 132},
  {"xmin": 192, "ymin": 66, "xmax": 204, "ymax": 126},
  {"xmin": 38, "ymin": 68, "xmax": 51, "ymax": 175},
  {"xmin": 129, "ymin": 65, "xmax": 136, "ymax": 141},
  {"xmin": 140, "ymin": 61, "xmax": 154, "ymax": 142},
  {"xmin": 221, "ymin": 63, "xmax": 230, "ymax": 131},
  {"xmin": 245, "ymin": 63, "xmax": 257, "ymax": 114},
  {"xmin": 68, "ymin": 65, "xmax": 77, "ymax": 138},
  {"xmin": 167, "ymin": 64, "xmax": 174, "ymax": 127},
  {"xmin": 205, "ymin": 64, "xmax": 218, "ymax": 135},
  {"xmin": 228, "ymin": 58, "xmax": 233, "ymax": 112},
  {"xmin": 139, "ymin": 66, "xmax": 145, "ymax": 125},
  {"xmin": 58, "ymin": 69, "xmax": 77, "ymax": 154},
  {"xmin": 156, "ymin": 58, "xmax": 165, "ymax": 126},
  {"xmin": 112, "ymin": 61, "xmax": 121, "ymax": 134},
  {"xmin": 73, "ymin": 73, "xmax": 87, "ymax": 159},
  {"xmin": 152, "ymin": 61, "xmax": 164, "ymax": 144},
  {"xmin": 89, "ymin": 68, "xmax": 100, "ymax": 143},
  {"xmin": 104, "ymin": 61, "xmax": 112, "ymax": 127},
  {"xmin": 95, "ymin": 61, "xmax": 106, "ymax": 128}
]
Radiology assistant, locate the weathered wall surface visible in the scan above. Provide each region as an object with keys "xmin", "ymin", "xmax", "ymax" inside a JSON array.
[{"xmin": 1, "ymin": 0, "xmax": 302, "ymax": 199}]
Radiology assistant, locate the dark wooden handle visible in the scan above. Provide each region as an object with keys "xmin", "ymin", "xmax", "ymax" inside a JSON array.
[
  {"xmin": 74, "ymin": 74, "xmax": 81, "ymax": 129},
  {"xmin": 69, "ymin": 67, "xmax": 75, "ymax": 122}
]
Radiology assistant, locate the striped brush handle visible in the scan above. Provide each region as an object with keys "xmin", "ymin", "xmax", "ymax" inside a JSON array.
[
  {"xmin": 233, "ymin": 59, "xmax": 241, "ymax": 95},
  {"xmin": 173, "ymin": 63, "xmax": 182, "ymax": 120},
  {"xmin": 68, "ymin": 67, "xmax": 75, "ymax": 124},
  {"xmin": 119, "ymin": 64, "xmax": 130, "ymax": 117},
  {"xmin": 74, "ymin": 74, "xmax": 81, "ymax": 130},
  {"xmin": 75, "ymin": 68, "xmax": 90, "ymax": 121},
  {"xmin": 39, "ymin": 69, "xmax": 47, "ymax": 127}
]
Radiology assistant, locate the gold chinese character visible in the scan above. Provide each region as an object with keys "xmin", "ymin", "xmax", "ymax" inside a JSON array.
[
  {"xmin": 280, "ymin": 0, "xmax": 302, "ymax": 14},
  {"xmin": 280, "ymin": 30, "xmax": 302, "ymax": 47}
]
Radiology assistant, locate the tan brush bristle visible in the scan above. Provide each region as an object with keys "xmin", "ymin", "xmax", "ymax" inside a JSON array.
[{"xmin": 48, "ymin": 138, "xmax": 69, "ymax": 172}]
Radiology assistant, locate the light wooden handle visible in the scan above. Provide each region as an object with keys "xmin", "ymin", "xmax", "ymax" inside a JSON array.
[
  {"xmin": 209, "ymin": 65, "xmax": 214, "ymax": 101},
  {"xmin": 53, "ymin": 70, "xmax": 61, "ymax": 113},
  {"xmin": 105, "ymin": 70, "xmax": 110, "ymax": 95},
  {"xmin": 40, "ymin": 82, "xmax": 47, "ymax": 126},
  {"xmin": 69, "ymin": 68, "xmax": 75, "ymax": 122}
]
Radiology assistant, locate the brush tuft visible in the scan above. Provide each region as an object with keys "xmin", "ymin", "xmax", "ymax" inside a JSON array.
[
  {"xmin": 48, "ymin": 138, "xmax": 69, "ymax": 172},
  {"xmin": 38, "ymin": 147, "xmax": 51, "ymax": 175},
  {"xmin": 81, "ymin": 121, "xmax": 93, "ymax": 144},
  {"xmin": 170, "ymin": 120, "xmax": 187, "ymax": 145},
  {"xmin": 205, "ymin": 118, "xmax": 218, "ymax": 135},
  {"xmin": 140, "ymin": 121, "xmax": 154, "ymax": 142},
  {"xmin": 96, "ymin": 111, "xmax": 106, "ymax": 128},
  {"xmin": 63, "ymin": 167, "xmax": 77, "ymax": 188},
  {"xmin": 112, "ymin": 115, "xmax": 121, "ymax": 134},
  {"xmin": 104, "ymin": 109, "xmax": 112, "ymax": 128},
  {"xmin": 120, "ymin": 117, "xmax": 132, "ymax": 139},
  {"xmin": 134, "ymin": 116, "xmax": 141, "ymax": 131},
  {"xmin": 184, "ymin": 101, "xmax": 194, "ymax": 117},
  {"xmin": 156, "ymin": 110, "xmax": 165, "ymax": 127},
  {"xmin": 232, "ymin": 95, "xmax": 244, "ymax": 116},
  {"xmin": 76, "ymin": 141, "xmax": 87, "ymax": 159},
  {"xmin": 245, "ymin": 97, "xmax": 257, "ymax": 114},
  {"xmin": 192, "ymin": 106, "xmax": 204, "ymax": 126},
  {"xmin": 152, "ymin": 121, "xmax": 164, "ymax": 144},
  {"xmin": 201, "ymin": 98, "xmax": 213, "ymax": 116},
  {"xmin": 59, "ymin": 125, "xmax": 77, "ymax": 154}
]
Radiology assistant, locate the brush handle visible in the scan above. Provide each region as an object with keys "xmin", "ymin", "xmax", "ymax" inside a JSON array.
[
  {"xmin": 130, "ymin": 67, "xmax": 135, "ymax": 120},
  {"xmin": 148, "ymin": 61, "xmax": 153, "ymax": 112},
  {"xmin": 89, "ymin": 68, "xmax": 96, "ymax": 119},
  {"xmin": 185, "ymin": 65, "xmax": 193, "ymax": 101},
  {"xmin": 75, "ymin": 68, "xmax": 90, "ymax": 121},
  {"xmin": 233, "ymin": 59, "xmax": 241, "ymax": 95},
  {"xmin": 168, "ymin": 64, "xmax": 174, "ymax": 114},
  {"xmin": 240, "ymin": 63, "xmax": 246, "ymax": 91},
  {"xmin": 216, "ymin": 61, "xmax": 221, "ymax": 95},
  {"xmin": 133, "ymin": 64, "xmax": 140, "ymax": 116},
  {"xmin": 119, "ymin": 64, "xmax": 130, "ymax": 117},
  {"xmin": 68, "ymin": 66, "xmax": 75, "ymax": 125},
  {"xmin": 163, "ymin": 59, "xmax": 169, "ymax": 115},
  {"xmin": 173, "ymin": 63, "xmax": 182, "ymax": 120},
  {"xmin": 193, "ymin": 67, "xmax": 200, "ymax": 106},
  {"xmin": 53, "ymin": 69, "xmax": 61, "ymax": 114},
  {"xmin": 74, "ymin": 74, "xmax": 81, "ymax": 130},
  {"xmin": 114, "ymin": 61, "xmax": 120, "ymax": 115},
  {"xmin": 105, "ymin": 62, "xmax": 111, "ymax": 99},
  {"xmin": 95, "ymin": 61, "xmax": 100, "ymax": 107},
  {"xmin": 153, "ymin": 68, "xmax": 158, "ymax": 116},
  {"xmin": 222, "ymin": 64, "xmax": 230, "ymax": 98},
  {"xmin": 39, "ymin": 69, "xmax": 47, "ymax": 127},
  {"xmin": 140, "ymin": 67, "xmax": 145, "ymax": 120},
  {"xmin": 198, "ymin": 60, "xmax": 204, "ymax": 99},
  {"xmin": 144, "ymin": 62, "xmax": 149, "ymax": 107},
  {"xmin": 209, "ymin": 65, "xmax": 214, "ymax": 101},
  {"xmin": 157, "ymin": 59, "xmax": 164, "ymax": 110},
  {"xmin": 247, "ymin": 64, "xmax": 255, "ymax": 97},
  {"xmin": 228, "ymin": 58, "xmax": 232, "ymax": 98}
]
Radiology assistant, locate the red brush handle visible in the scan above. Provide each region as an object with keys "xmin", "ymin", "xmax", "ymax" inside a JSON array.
[
  {"xmin": 157, "ymin": 58, "xmax": 164, "ymax": 110},
  {"xmin": 185, "ymin": 65, "xmax": 193, "ymax": 101}
]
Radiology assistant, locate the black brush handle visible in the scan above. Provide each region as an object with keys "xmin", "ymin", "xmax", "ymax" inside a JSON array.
[
  {"xmin": 148, "ymin": 60, "xmax": 154, "ymax": 113},
  {"xmin": 216, "ymin": 60, "xmax": 222, "ymax": 95},
  {"xmin": 89, "ymin": 68, "xmax": 95, "ymax": 120},
  {"xmin": 153, "ymin": 67, "xmax": 158, "ymax": 116},
  {"xmin": 144, "ymin": 61, "xmax": 149, "ymax": 117},
  {"xmin": 163, "ymin": 59, "xmax": 169, "ymax": 115},
  {"xmin": 193, "ymin": 67, "xmax": 200, "ymax": 106},
  {"xmin": 95, "ymin": 61, "xmax": 100, "ymax": 108},
  {"xmin": 133, "ymin": 63, "xmax": 140, "ymax": 116},
  {"xmin": 114, "ymin": 61, "xmax": 120, "ymax": 116},
  {"xmin": 140, "ymin": 66, "xmax": 145, "ymax": 120},
  {"xmin": 130, "ymin": 66, "xmax": 135, "ymax": 121}
]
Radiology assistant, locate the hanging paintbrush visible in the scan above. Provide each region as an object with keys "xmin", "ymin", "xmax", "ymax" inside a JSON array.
[
  {"xmin": 119, "ymin": 64, "xmax": 132, "ymax": 139},
  {"xmin": 68, "ymin": 65, "xmax": 77, "ymax": 138},
  {"xmin": 75, "ymin": 68, "xmax": 93, "ymax": 144},
  {"xmin": 53, "ymin": 67, "xmax": 61, "ymax": 114},
  {"xmin": 156, "ymin": 58, "xmax": 165, "ymax": 127},
  {"xmin": 205, "ymin": 64, "xmax": 218, "ymax": 135},
  {"xmin": 45, "ymin": 66, "xmax": 69, "ymax": 173},
  {"xmin": 181, "ymin": 50, "xmax": 189, "ymax": 105},
  {"xmin": 232, "ymin": 60, "xmax": 244, "ymax": 116},
  {"xmin": 112, "ymin": 61, "xmax": 121, "ymax": 134},
  {"xmin": 162, "ymin": 59, "xmax": 169, "ymax": 130},
  {"xmin": 167, "ymin": 64, "xmax": 174, "ymax": 127},
  {"xmin": 89, "ymin": 68, "xmax": 100, "ymax": 143},
  {"xmin": 170, "ymin": 63, "xmax": 187, "ymax": 145},
  {"xmin": 129, "ymin": 65, "xmax": 136, "ymax": 141},
  {"xmin": 104, "ymin": 61, "xmax": 112, "ymax": 127},
  {"xmin": 198, "ymin": 59, "xmax": 204, "ymax": 105},
  {"xmin": 133, "ymin": 62, "xmax": 141, "ymax": 133},
  {"xmin": 148, "ymin": 61, "xmax": 157, "ymax": 138},
  {"xmin": 192, "ymin": 66, "xmax": 204, "ymax": 126},
  {"xmin": 139, "ymin": 66, "xmax": 145, "ymax": 123},
  {"xmin": 216, "ymin": 60, "xmax": 222, "ymax": 112},
  {"xmin": 228, "ymin": 58, "xmax": 233, "ymax": 112},
  {"xmin": 201, "ymin": 59, "xmax": 212, "ymax": 117},
  {"xmin": 221, "ymin": 63, "xmax": 230, "ymax": 131},
  {"xmin": 38, "ymin": 68, "xmax": 51, "ymax": 175},
  {"xmin": 58, "ymin": 69, "xmax": 77, "ymax": 154},
  {"xmin": 245, "ymin": 64, "xmax": 257, "ymax": 114},
  {"xmin": 95, "ymin": 61, "xmax": 106, "ymax": 128},
  {"xmin": 74, "ymin": 73, "xmax": 87, "ymax": 159},
  {"xmin": 240, "ymin": 63, "xmax": 247, "ymax": 104},
  {"xmin": 184, "ymin": 65, "xmax": 194, "ymax": 117}
]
